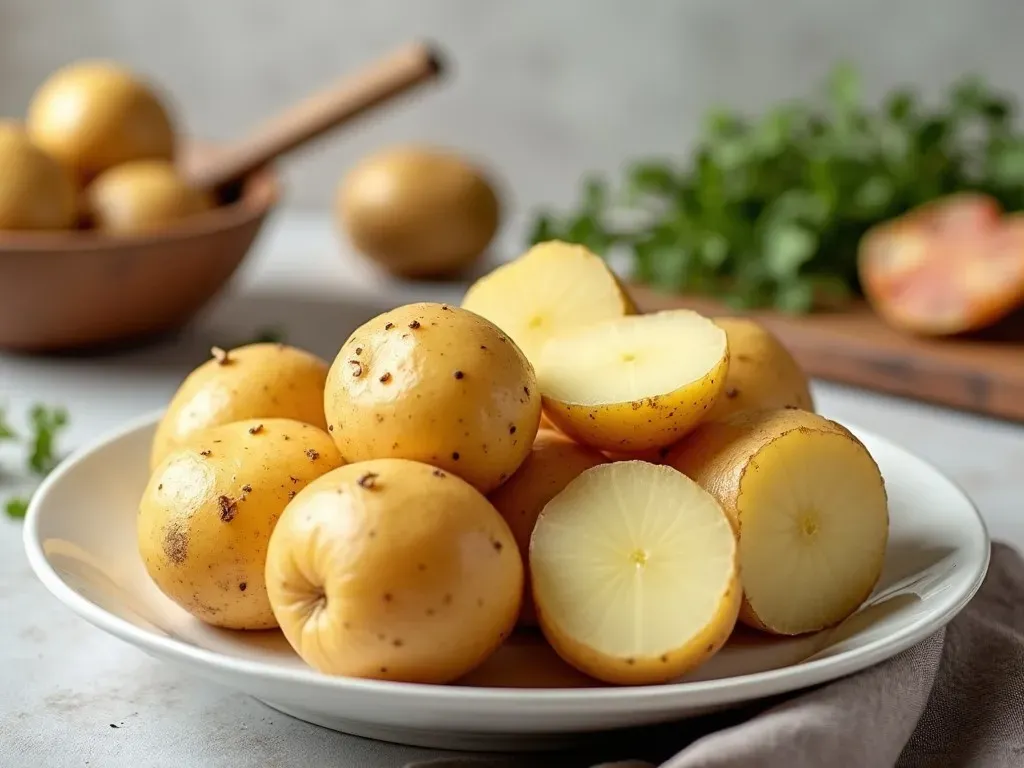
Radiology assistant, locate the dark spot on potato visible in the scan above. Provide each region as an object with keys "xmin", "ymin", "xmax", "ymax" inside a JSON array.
[
  {"xmin": 379, "ymin": 372, "xmax": 391, "ymax": 383},
  {"xmin": 328, "ymin": 425, "xmax": 334, "ymax": 432},
  {"xmin": 499, "ymin": 472, "xmax": 508, "ymax": 482},
  {"xmin": 737, "ymin": 354, "xmax": 752, "ymax": 363},
  {"xmin": 199, "ymin": 449, "xmax": 212, "ymax": 457},
  {"xmin": 660, "ymin": 654, "xmax": 669, "ymax": 663},
  {"xmin": 441, "ymin": 304, "xmax": 451, "ymax": 311},
  {"xmin": 383, "ymin": 593, "xmax": 393, "ymax": 602},
  {"xmin": 433, "ymin": 469, "xmax": 446, "ymax": 478},
  {"xmin": 626, "ymin": 658, "xmax": 635, "ymax": 665},
  {"xmin": 288, "ymin": 490, "xmax": 297, "ymax": 499},
  {"xmin": 785, "ymin": 404, "xmax": 799, "ymax": 410},
  {"xmin": 368, "ymin": 529, "xmax": 376, "ymax": 538},
  {"xmin": 443, "ymin": 593, "xmax": 453, "ymax": 605},
  {"xmin": 355, "ymin": 346, "xmax": 363, "ymax": 355},
  {"xmin": 248, "ymin": 424, "xmax": 263, "ymax": 435},
  {"xmin": 523, "ymin": 386, "xmax": 530, "ymax": 397},
  {"xmin": 213, "ymin": 439, "xmax": 222, "ymax": 444},
  {"xmin": 211, "ymin": 346, "xmax": 231, "ymax": 365},
  {"xmin": 658, "ymin": 446, "xmax": 671, "ymax": 459},
  {"xmin": 392, "ymin": 442, "xmax": 399, "ymax": 450},
  {"xmin": 499, "ymin": 336, "xmax": 507, "ymax": 343},
  {"xmin": 163, "ymin": 523, "xmax": 188, "ymax": 564},
  {"xmin": 408, "ymin": 320, "xmax": 421, "ymax": 329},
  {"xmin": 306, "ymin": 449, "xmax": 320, "ymax": 461},
  {"xmin": 239, "ymin": 582, "xmax": 247, "ymax": 592},
  {"xmin": 289, "ymin": 476, "xmax": 300, "ymax": 484},
  {"xmin": 349, "ymin": 360, "xmax": 363, "ymax": 378},
  {"xmin": 157, "ymin": 484, "xmax": 163, "ymax": 491},
  {"xmin": 426, "ymin": 608, "xmax": 435, "ymax": 616},
  {"xmin": 454, "ymin": 370, "xmax": 464, "ymax": 380},
  {"xmin": 418, "ymin": 563, "xmax": 427, "ymax": 571},
  {"xmin": 509, "ymin": 425, "xmax": 517, "ymax": 435},
  {"xmin": 452, "ymin": 452, "xmax": 460, "ymax": 461},
  {"xmin": 241, "ymin": 484, "xmax": 252, "ymax": 494},
  {"xmin": 218, "ymin": 496, "xmax": 238, "ymax": 522},
  {"xmin": 479, "ymin": 345, "xmax": 487, "ymax": 350},
  {"xmin": 283, "ymin": 435, "xmax": 291, "ymax": 441},
  {"xmin": 706, "ymin": 644, "xmax": 714, "ymax": 653},
  {"xmin": 358, "ymin": 472, "xmax": 380, "ymax": 490},
  {"xmin": 630, "ymin": 401, "xmax": 642, "ymax": 411},
  {"xmin": 492, "ymin": 540, "xmax": 503, "ymax": 553},
  {"xmin": 385, "ymin": 322, "xmax": 394, "ymax": 330},
  {"xmin": 392, "ymin": 639, "xmax": 404, "ymax": 648},
  {"xmin": 376, "ymin": 414, "xmax": 385, "ymax": 424},
  {"xmin": 725, "ymin": 387, "xmax": 739, "ymax": 399},
  {"xmin": 588, "ymin": 412, "xmax": 596, "ymax": 420},
  {"xmin": 380, "ymin": 666, "xmax": 388, "ymax": 674}
]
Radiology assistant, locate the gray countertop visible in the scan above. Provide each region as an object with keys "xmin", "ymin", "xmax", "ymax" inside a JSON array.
[{"xmin": 3, "ymin": 215, "xmax": 1023, "ymax": 767}]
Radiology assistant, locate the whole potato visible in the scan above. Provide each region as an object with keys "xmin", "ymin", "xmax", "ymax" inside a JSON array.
[
  {"xmin": 265, "ymin": 458, "xmax": 522, "ymax": 683},
  {"xmin": 337, "ymin": 146, "xmax": 500, "ymax": 278},
  {"xmin": 324, "ymin": 303, "xmax": 541, "ymax": 493},
  {"xmin": 151, "ymin": 343, "xmax": 329, "ymax": 470},
  {"xmin": 138, "ymin": 419, "xmax": 344, "ymax": 629},
  {"xmin": 85, "ymin": 159, "xmax": 213, "ymax": 234},
  {"xmin": 706, "ymin": 317, "xmax": 813, "ymax": 422},
  {"xmin": 0, "ymin": 121, "xmax": 77, "ymax": 231},
  {"xmin": 487, "ymin": 430, "xmax": 607, "ymax": 626},
  {"xmin": 27, "ymin": 60, "xmax": 175, "ymax": 179}
]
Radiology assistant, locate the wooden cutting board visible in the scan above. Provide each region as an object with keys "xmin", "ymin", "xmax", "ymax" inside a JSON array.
[{"xmin": 628, "ymin": 283, "xmax": 1024, "ymax": 423}]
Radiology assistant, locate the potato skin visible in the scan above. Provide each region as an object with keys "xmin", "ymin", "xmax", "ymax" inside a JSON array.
[
  {"xmin": 0, "ymin": 122, "xmax": 78, "ymax": 231},
  {"xmin": 265, "ymin": 459, "xmax": 522, "ymax": 683},
  {"xmin": 85, "ymin": 159, "xmax": 213, "ymax": 233},
  {"xmin": 138, "ymin": 419, "xmax": 343, "ymax": 629},
  {"xmin": 151, "ymin": 343, "xmax": 329, "ymax": 470},
  {"xmin": 324, "ymin": 302, "xmax": 541, "ymax": 493},
  {"xmin": 487, "ymin": 430, "xmax": 607, "ymax": 626},
  {"xmin": 706, "ymin": 318, "xmax": 813, "ymax": 422},
  {"xmin": 665, "ymin": 409, "xmax": 884, "ymax": 632},
  {"xmin": 338, "ymin": 146, "xmax": 500, "ymax": 278},
  {"xmin": 541, "ymin": 353, "xmax": 729, "ymax": 452}
]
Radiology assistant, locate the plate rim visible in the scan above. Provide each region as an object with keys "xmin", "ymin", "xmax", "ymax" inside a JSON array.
[{"xmin": 24, "ymin": 409, "xmax": 991, "ymax": 710}]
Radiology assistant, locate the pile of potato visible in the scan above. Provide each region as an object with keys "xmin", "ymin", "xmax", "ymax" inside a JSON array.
[
  {"xmin": 0, "ymin": 61, "xmax": 214, "ymax": 235},
  {"xmin": 139, "ymin": 240, "xmax": 889, "ymax": 687}
]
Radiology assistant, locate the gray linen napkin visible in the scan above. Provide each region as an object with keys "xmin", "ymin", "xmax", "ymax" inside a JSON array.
[{"xmin": 403, "ymin": 542, "xmax": 1024, "ymax": 768}]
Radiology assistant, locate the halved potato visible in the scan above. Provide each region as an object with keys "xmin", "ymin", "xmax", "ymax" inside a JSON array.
[
  {"xmin": 537, "ymin": 310, "xmax": 729, "ymax": 452},
  {"xmin": 666, "ymin": 409, "xmax": 889, "ymax": 635},
  {"xmin": 530, "ymin": 461, "xmax": 740, "ymax": 685},
  {"xmin": 461, "ymin": 240, "xmax": 634, "ymax": 365}
]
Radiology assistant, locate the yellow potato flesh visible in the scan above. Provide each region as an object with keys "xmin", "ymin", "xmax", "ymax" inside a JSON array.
[
  {"xmin": 323, "ymin": 302, "xmax": 541, "ymax": 494},
  {"xmin": 151, "ymin": 343, "xmax": 329, "ymax": 470},
  {"xmin": 487, "ymin": 429, "xmax": 607, "ymax": 626},
  {"xmin": 666, "ymin": 409, "xmax": 889, "ymax": 635},
  {"xmin": 138, "ymin": 419, "xmax": 343, "ymax": 630},
  {"xmin": 461, "ymin": 240, "xmax": 634, "ymax": 366},
  {"xmin": 538, "ymin": 310, "xmax": 728, "ymax": 451},
  {"xmin": 706, "ymin": 317, "xmax": 814, "ymax": 422},
  {"xmin": 265, "ymin": 459, "xmax": 522, "ymax": 683},
  {"xmin": 530, "ymin": 461, "xmax": 740, "ymax": 685}
]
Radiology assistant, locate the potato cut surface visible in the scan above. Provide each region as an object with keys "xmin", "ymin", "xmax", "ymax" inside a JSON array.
[
  {"xmin": 530, "ymin": 461, "xmax": 739, "ymax": 684},
  {"xmin": 461, "ymin": 240, "xmax": 633, "ymax": 364},
  {"xmin": 736, "ymin": 428, "xmax": 889, "ymax": 635}
]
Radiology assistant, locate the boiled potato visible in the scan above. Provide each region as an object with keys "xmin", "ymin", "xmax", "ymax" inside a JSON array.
[
  {"xmin": 461, "ymin": 240, "xmax": 635, "ymax": 365},
  {"xmin": 138, "ymin": 419, "xmax": 343, "ymax": 629},
  {"xmin": 530, "ymin": 461, "xmax": 740, "ymax": 685},
  {"xmin": 265, "ymin": 458, "xmax": 522, "ymax": 683},
  {"xmin": 324, "ymin": 302, "xmax": 541, "ymax": 493},
  {"xmin": 487, "ymin": 429, "xmax": 607, "ymax": 626},
  {"xmin": 85, "ymin": 159, "xmax": 213, "ymax": 233},
  {"xmin": 666, "ymin": 409, "xmax": 889, "ymax": 635},
  {"xmin": 338, "ymin": 146, "xmax": 500, "ymax": 278},
  {"xmin": 706, "ymin": 317, "xmax": 813, "ymax": 422},
  {"xmin": 0, "ymin": 121, "xmax": 77, "ymax": 230},
  {"xmin": 27, "ymin": 60, "xmax": 175, "ymax": 179},
  {"xmin": 538, "ymin": 310, "xmax": 728, "ymax": 452},
  {"xmin": 151, "ymin": 343, "xmax": 330, "ymax": 470}
]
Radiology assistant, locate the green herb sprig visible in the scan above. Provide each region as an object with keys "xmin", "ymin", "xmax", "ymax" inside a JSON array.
[
  {"xmin": 2, "ymin": 403, "xmax": 70, "ymax": 519},
  {"xmin": 529, "ymin": 65, "xmax": 1024, "ymax": 312}
]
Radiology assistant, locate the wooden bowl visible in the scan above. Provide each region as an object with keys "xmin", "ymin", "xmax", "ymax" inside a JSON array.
[{"xmin": 0, "ymin": 151, "xmax": 279, "ymax": 353}]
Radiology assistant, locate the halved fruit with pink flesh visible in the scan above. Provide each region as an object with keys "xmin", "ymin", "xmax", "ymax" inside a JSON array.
[{"xmin": 530, "ymin": 461, "xmax": 740, "ymax": 685}]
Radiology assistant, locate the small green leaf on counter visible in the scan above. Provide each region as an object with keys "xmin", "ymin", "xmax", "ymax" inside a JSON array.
[
  {"xmin": 27, "ymin": 405, "xmax": 69, "ymax": 476},
  {"xmin": 5, "ymin": 496, "xmax": 28, "ymax": 520},
  {"xmin": 0, "ymin": 407, "xmax": 17, "ymax": 441}
]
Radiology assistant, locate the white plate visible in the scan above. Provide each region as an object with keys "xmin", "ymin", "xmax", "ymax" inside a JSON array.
[{"xmin": 24, "ymin": 412, "xmax": 990, "ymax": 751}]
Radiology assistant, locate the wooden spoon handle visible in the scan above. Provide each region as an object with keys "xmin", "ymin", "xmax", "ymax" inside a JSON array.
[{"xmin": 186, "ymin": 41, "xmax": 444, "ymax": 192}]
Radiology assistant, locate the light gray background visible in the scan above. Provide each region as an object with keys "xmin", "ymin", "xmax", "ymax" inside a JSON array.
[{"xmin": 3, "ymin": 0, "xmax": 1024, "ymax": 228}]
